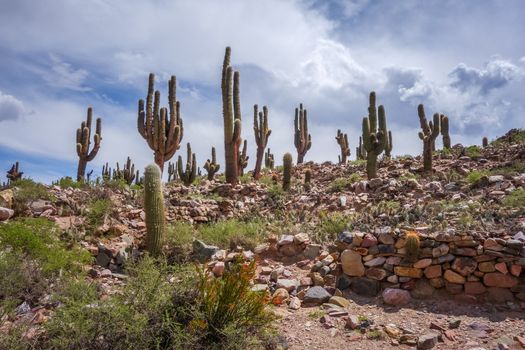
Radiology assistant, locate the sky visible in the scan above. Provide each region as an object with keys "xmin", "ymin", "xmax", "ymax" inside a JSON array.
[{"xmin": 0, "ymin": 0, "xmax": 524, "ymax": 183}]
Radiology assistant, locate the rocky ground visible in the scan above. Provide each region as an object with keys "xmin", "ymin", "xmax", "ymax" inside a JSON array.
[{"xmin": 1, "ymin": 130, "xmax": 525, "ymax": 349}]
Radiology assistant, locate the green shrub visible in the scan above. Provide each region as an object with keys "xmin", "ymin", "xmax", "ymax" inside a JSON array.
[
  {"xmin": 464, "ymin": 145, "xmax": 482, "ymax": 158},
  {"xmin": 54, "ymin": 176, "xmax": 83, "ymax": 189},
  {"xmin": 11, "ymin": 179, "xmax": 54, "ymax": 213},
  {"xmin": 196, "ymin": 219, "xmax": 266, "ymax": 250},
  {"xmin": 267, "ymin": 183, "xmax": 285, "ymax": 201},
  {"xmin": 504, "ymin": 189, "xmax": 525, "ymax": 208},
  {"xmin": 103, "ymin": 177, "xmax": 128, "ymax": 191},
  {"xmin": 329, "ymin": 173, "xmax": 362, "ymax": 192},
  {"xmin": 489, "ymin": 161, "xmax": 525, "ymax": 177},
  {"xmin": 314, "ymin": 212, "xmax": 352, "ymax": 243},
  {"xmin": 85, "ymin": 198, "xmax": 113, "ymax": 229},
  {"xmin": 166, "ymin": 221, "xmax": 194, "ymax": 247},
  {"xmin": 0, "ymin": 218, "xmax": 91, "ymax": 274},
  {"xmin": 196, "ymin": 259, "xmax": 273, "ymax": 344},
  {"xmin": 465, "ymin": 170, "xmax": 488, "ymax": 185}
]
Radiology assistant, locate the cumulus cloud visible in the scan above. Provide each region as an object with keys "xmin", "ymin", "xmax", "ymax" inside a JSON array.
[
  {"xmin": 0, "ymin": 91, "xmax": 25, "ymax": 122},
  {"xmin": 449, "ymin": 58, "xmax": 523, "ymax": 95}
]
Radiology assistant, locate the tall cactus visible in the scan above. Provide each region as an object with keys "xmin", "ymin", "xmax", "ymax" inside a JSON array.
[
  {"xmin": 137, "ymin": 73, "xmax": 183, "ymax": 172},
  {"xmin": 238, "ymin": 139, "xmax": 249, "ymax": 176},
  {"xmin": 177, "ymin": 143, "xmax": 197, "ymax": 186},
  {"xmin": 221, "ymin": 47, "xmax": 242, "ymax": 185},
  {"xmin": 294, "ymin": 103, "xmax": 312, "ymax": 164},
  {"xmin": 304, "ymin": 169, "xmax": 312, "ymax": 191},
  {"xmin": 102, "ymin": 162, "xmax": 112, "ymax": 181},
  {"xmin": 482, "ymin": 136, "xmax": 489, "ymax": 148},
  {"xmin": 356, "ymin": 136, "xmax": 367, "ymax": 160},
  {"xmin": 167, "ymin": 162, "xmax": 177, "ymax": 182},
  {"xmin": 282, "ymin": 153, "xmax": 293, "ymax": 191},
  {"xmin": 143, "ymin": 164, "xmax": 165, "ymax": 256},
  {"xmin": 6, "ymin": 161, "xmax": 23, "ymax": 182},
  {"xmin": 417, "ymin": 104, "xmax": 440, "ymax": 172},
  {"xmin": 265, "ymin": 148, "xmax": 275, "ymax": 169},
  {"xmin": 76, "ymin": 107, "xmax": 101, "ymax": 181},
  {"xmin": 203, "ymin": 147, "xmax": 220, "ymax": 181},
  {"xmin": 440, "ymin": 114, "xmax": 451, "ymax": 149},
  {"xmin": 253, "ymin": 104, "xmax": 271, "ymax": 179},
  {"xmin": 114, "ymin": 157, "xmax": 136, "ymax": 185},
  {"xmin": 335, "ymin": 129, "xmax": 350, "ymax": 164},
  {"xmin": 362, "ymin": 92, "xmax": 390, "ymax": 179}
]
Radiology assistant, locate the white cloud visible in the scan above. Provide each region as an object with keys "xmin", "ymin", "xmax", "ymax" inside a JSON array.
[
  {"xmin": 0, "ymin": 91, "xmax": 26, "ymax": 122},
  {"xmin": 43, "ymin": 54, "xmax": 90, "ymax": 91}
]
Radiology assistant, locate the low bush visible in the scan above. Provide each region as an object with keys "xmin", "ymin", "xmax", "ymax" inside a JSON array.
[
  {"xmin": 85, "ymin": 198, "xmax": 113, "ymax": 229},
  {"xmin": 504, "ymin": 188, "xmax": 525, "ymax": 208},
  {"xmin": 196, "ymin": 218, "xmax": 266, "ymax": 250},
  {"xmin": 329, "ymin": 173, "xmax": 362, "ymax": 193}
]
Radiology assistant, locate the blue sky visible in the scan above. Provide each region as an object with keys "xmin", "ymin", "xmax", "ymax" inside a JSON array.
[{"xmin": 0, "ymin": 0, "xmax": 524, "ymax": 183}]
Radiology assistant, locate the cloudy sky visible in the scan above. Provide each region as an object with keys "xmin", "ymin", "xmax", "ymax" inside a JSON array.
[{"xmin": 0, "ymin": 0, "xmax": 524, "ymax": 183}]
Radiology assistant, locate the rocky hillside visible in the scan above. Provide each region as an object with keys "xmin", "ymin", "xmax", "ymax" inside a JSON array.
[{"xmin": 1, "ymin": 129, "xmax": 525, "ymax": 349}]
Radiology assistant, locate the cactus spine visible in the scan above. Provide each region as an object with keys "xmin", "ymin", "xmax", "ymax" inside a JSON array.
[
  {"xmin": 238, "ymin": 139, "xmax": 249, "ymax": 176},
  {"xmin": 221, "ymin": 47, "xmax": 243, "ymax": 185},
  {"xmin": 6, "ymin": 161, "xmax": 23, "ymax": 182},
  {"xmin": 418, "ymin": 104, "xmax": 440, "ymax": 173},
  {"xmin": 144, "ymin": 164, "xmax": 165, "ymax": 256},
  {"xmin": 76, "ymin": 107, "xmax": 101, "ymax": 181},
  {"xmin": 335, "ymin": 129, "xmax": 350, "ymax": 164},
  {"xmin": 440, "ymin": 114, "xmax": 451, "ymax": 149},
  {"xmin": 265, "ymin": 148, "xmax": 275, "ymax": 169},
  {"xmin": 294, "ymin": 104, "xmax": 312, "ymax": 164},
  {"xmin": 404, "ymin": 231, "xmax": 420, "ymax": 263},
  {"xmin": 177, "ymin": 143, "xmax": 197, "ymax": 186},
  {"xmin": 362, "ymin": 92, "xmax": 389, "ymax": 179},
  {"xmin": 282, "ymin": 153, "xmax": 293, "ymax": 191},
  {"xmin": 253, "ymin": 104, "xmax": 271, "ymax": 179},
  {"xmin": 482, "ymin": 137, "xmax": 489, "ymax": 148},
  {"xmin": 203, "ymin": 147, "xmax": 220, "ymax": 181},
  {"xmin": 137, "ymin": 74, "xmax": 183, "ymax": 172}
]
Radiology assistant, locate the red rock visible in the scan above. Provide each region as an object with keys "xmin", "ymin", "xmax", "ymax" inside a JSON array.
[
  {"xmin": 464, "ymin": 281, "xmax": 486, "ymax": 295},
  {"xmin": 444, "ymin": 270, "xmax": 466, "ymax": 284},
  {"xmin": 483, "ymin": 272, "xmax": 518, "ymax": 288},
  {"xmin": 414, "ymin": 258, "xmax": 432, "ymax": 269},
  {"xmin": 478, "ymin": 261, "xmax": 495, "ymax": 272},
  {"xmin": 361, "ymin": 233, "xmax": 378, "ymax": 248},
  {"xmin": 451, "ymin": 257, "xmax": 477, "ymax": 276},
  {"xmin": 494, "ymin": 262, "xmax": 508, "ymax": 274},
  {"xmin": 444, "ymin": 330, "xmax": 457, "ymax": 341},
  {"xmin": 511, "ymin": 264, "xmax": 522, "ymax": 277},
  {"xmin": 424, "ymin": 265, "xmax": 442, "ymax": 279},
  {"xmin": 394, "ymin": 266, "xmax": 423, "ymax": 278},
  {"xmin": 382, "ymin": 288, "xmax": 412, "ymax": 306}
]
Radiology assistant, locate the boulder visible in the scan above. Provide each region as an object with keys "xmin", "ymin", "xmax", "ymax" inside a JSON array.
[
  {"xmin": 341, "ymin": 249, "xmax": 365, "ymax": 276},
  {"xmin": 382, "ymin": 288, "xmax": 411, "ymax": 306}
]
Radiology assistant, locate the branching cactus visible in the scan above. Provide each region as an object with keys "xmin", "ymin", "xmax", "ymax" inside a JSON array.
[
  {"xmin": 253, "ymin": 104, "xmax": 271, "ymax": 179},
  {"xmin": 238, "ymin": 139, "xmax": 249, "ymax": 176},
  {"xmin": 356, "ymin": 136, "xmax": 367, "ymax": 160},
  {"xmin": 335, "ymin": 129, "xmax": 350, "ymax": 164},
  {"xmin": 440, "ymin": 114, "xmax": 451, "ymax": 149},
  {"xmin": 76, "ymin": 107, "xmax": 101, "ymax": 181},
  {"xmin": 167, "ymin": 162, "xmax": 177, "ymax": 182},
  {"xmin": 482, "ymin": 137, "xmax": 489, "ymax": 148},
  {"xmin": 362, "ymin": 92, "xmax": 389, "ymax": 179},
  {"xmin": 222, "ymin": 47, "xmax": 243, "ymax": 185},
  {"xmin": 137, "ymin": 74, "xmax": 183, "ymax": 172},
  {"xmin": 6, "ymin": 161, "xmax": 23, "ymax": 182},
  {"xmin": 203, "ymin": 147, "xmax": 220, "ymax": 181},
  {"xmin": 114, "ymin": 157, "xmax": 136, "ymax": 185},
  {"xmin": 282, "ymin": 153, "xmax": 293, "ymax": 191},
  {"xmin": 177, "ymin": 143, "xmax": 197, "ymax": 186},
  {"xmin": 144, "ymin": 164, "xmax": 165, "ymax": 256},
  {"xmin": 265, "ymin": 148, "xmax": 275, "ymax": 169},
  {"xmin": 102, "ymin": 163, "xmax": 112, "ymax": 181},
  {"xmin": 417, "ymin": 104, "xmax": 440, "ymax": 172},
  {"xmin": 294, "ymin": 104, "xmax": 312, "ymax": 164}
]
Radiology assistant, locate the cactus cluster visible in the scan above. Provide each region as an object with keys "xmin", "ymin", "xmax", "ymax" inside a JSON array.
[
  {"xmin": 143, "ymin": 164, "xmax": 165, "ymax": 256},
  {"xmin": 6, "ymin": 161, "xmax": 23, "ymax": 182},
  {"xmin": 356, "ymin": 136, "xmax": 367, "ymax": 160},
  {"xmin": 440, "ymin": 115, "xmax": 451, "ymax": 149},
  {"xmin": 114, "ymin": 157, "xmax": 136, "ymax": 185},
  {"xmin": 362, "ymin": 92, "xmax": 390, "ymax": 178},
  {"xmin": 76, "ymin": 107, "xmax": 101, "ymax": 181},
  {"xmin": 137, "ymin": 73, "xmax": 183, "ymax": 172},
  {"xmin": 203, "ymin": 147, "xmax": 220, "ymax": 181},
  {"xmin": 417, "ymin": 104, "xmax": 440, "ymax": 173},
  {"xmin": 294, "ymin": 104, "xmax": 312, "ymax": 164},
  {"xmin": 253, "ymin": 104, "xmax": 271, "ymax": 179},
  {"xmin": 177, "ymin": 143, "xmax": 197, "ymax": 186},
  {"xmin": 222, "ymin": 47, "xmax": 243, "ymax": 185},
  {"xmin": 335, "ymin": 129, "xmax": 350, "ymax": 164},
  {"xmin": 282, "ymin": 153, "xmax": 293, "ymax": 191},
  {"xmin": 265, "ymin": 148, "xmax": 275, "ymax": 169}
]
